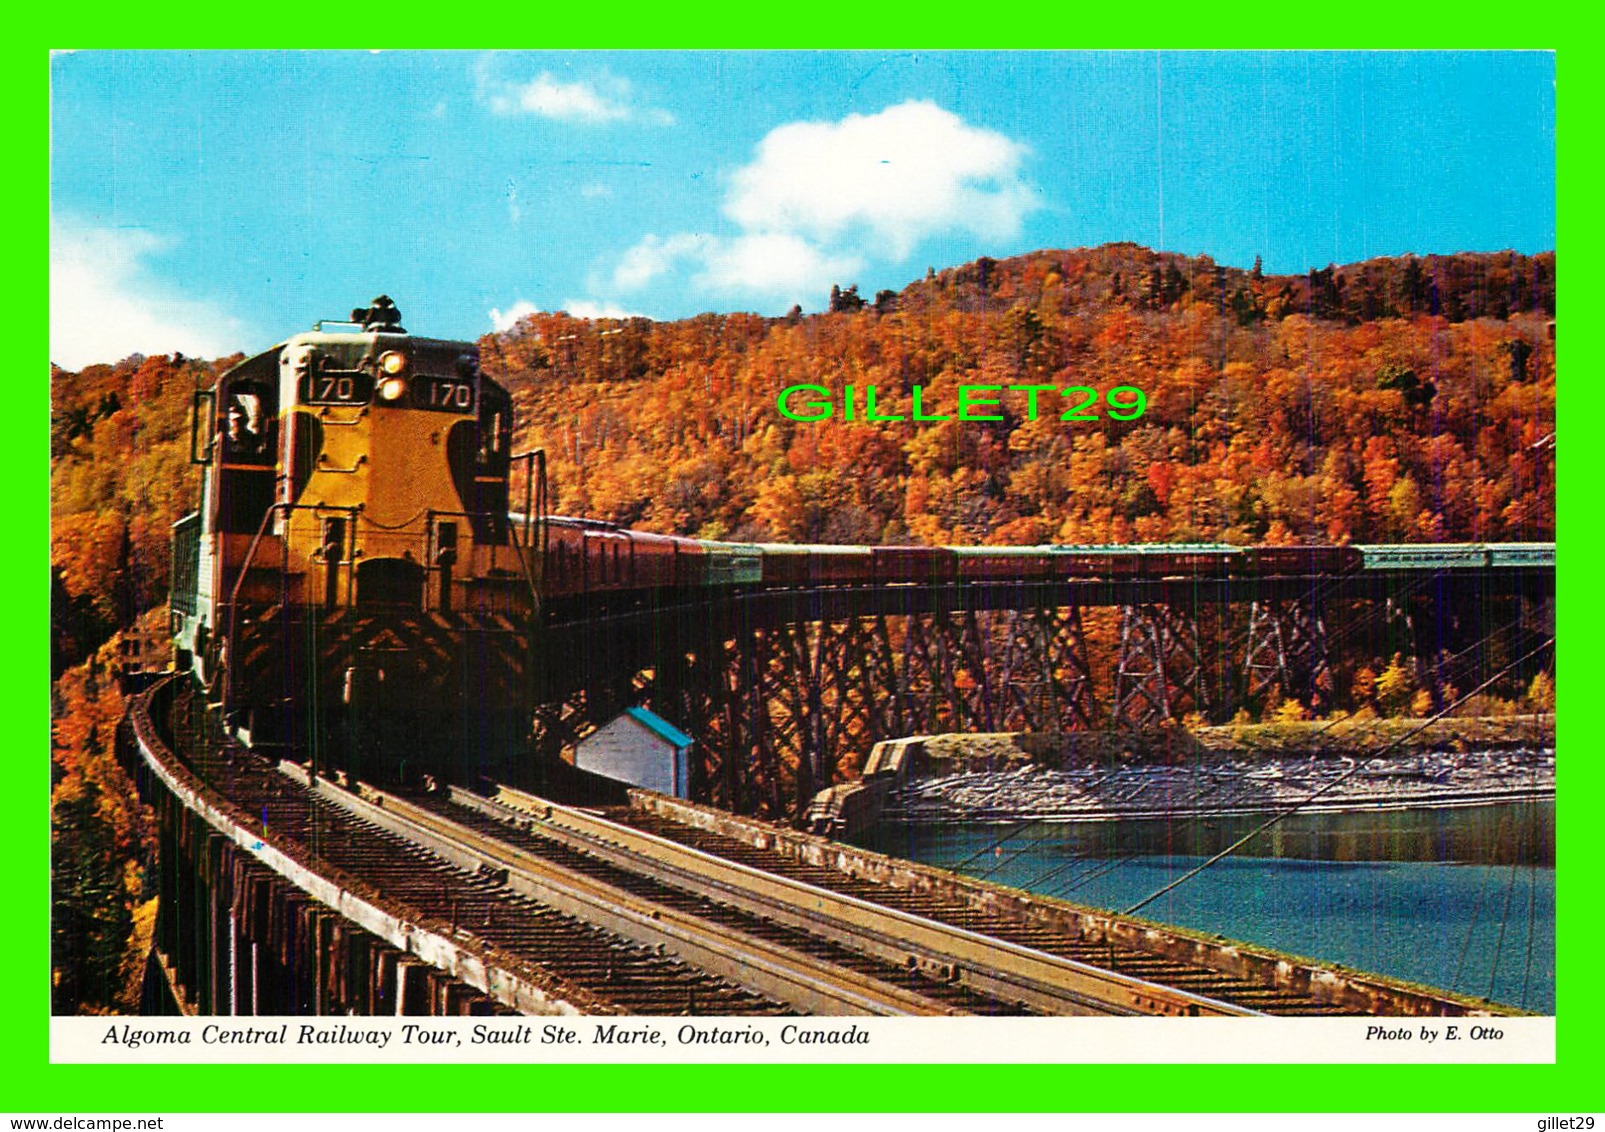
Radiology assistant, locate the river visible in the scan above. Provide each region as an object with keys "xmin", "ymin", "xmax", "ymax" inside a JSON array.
[{"xmin": 852, "ymin": 799, "xmax": 1555, "ymax": 1013}]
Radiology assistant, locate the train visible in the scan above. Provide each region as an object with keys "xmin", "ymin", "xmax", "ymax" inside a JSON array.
[{"xmin": 170, "ymin": 299, "xmax": 1554, "ymax": 785}]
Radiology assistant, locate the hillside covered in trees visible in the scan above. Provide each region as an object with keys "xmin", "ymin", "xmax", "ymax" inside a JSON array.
[{"xmin": 483, "ymin": 245, "xmax": 1554, "ymax": 550}]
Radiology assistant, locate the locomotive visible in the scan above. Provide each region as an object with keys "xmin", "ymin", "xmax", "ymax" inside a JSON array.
[{"xmin": 171, "ymin": 297, "xmax": 541, "ymax": 783}]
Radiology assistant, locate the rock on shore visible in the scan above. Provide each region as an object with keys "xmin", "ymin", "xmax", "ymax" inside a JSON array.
[{"xmin": 888, "ymin": 747, "xmax": 1554, "ymax": 824}]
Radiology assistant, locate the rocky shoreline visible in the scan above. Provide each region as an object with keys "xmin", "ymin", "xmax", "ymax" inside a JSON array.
[
  {"xmin": 885, "ymin": 747, "xmax": 1555, "ymax": 825},
  {"xmin": 805, "ymin": 721, "xmax": 1556, "ymax": 835}
]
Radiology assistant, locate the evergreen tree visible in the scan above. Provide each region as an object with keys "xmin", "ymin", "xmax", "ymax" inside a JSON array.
[{"xmin": 52, "ymin": 777, "xmax": 134, "ymax": 1013}]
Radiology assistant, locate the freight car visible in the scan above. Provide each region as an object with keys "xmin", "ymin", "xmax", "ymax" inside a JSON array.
[
  {"xmin": 1355, "ymin": 543, "xmax": 1556, "ymax": 571},
  {"xmin": 529, "ymin": 535, "xmax": 1373, "ymax": 599},
  {"xmin": 539, "ymin": 515, "xmax": 762, "ymax": 598}
]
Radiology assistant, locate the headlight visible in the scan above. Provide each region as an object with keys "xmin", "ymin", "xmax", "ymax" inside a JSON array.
[
  {"xmin": 377, "ymin": 376, "xmax": 408, "ymax": 402},
  {"xmin": 379, "ymin": 350, "xmax": 407, "ymax": 375}
]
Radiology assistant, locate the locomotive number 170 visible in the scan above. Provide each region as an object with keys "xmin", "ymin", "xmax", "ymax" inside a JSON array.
[
  {"xmin": 301, "ymin": 370, "xmax": 376, "ymax": 405},
  {"xmin": 416, "ymin": 376, "xmax": 476, "ymax": 412}
]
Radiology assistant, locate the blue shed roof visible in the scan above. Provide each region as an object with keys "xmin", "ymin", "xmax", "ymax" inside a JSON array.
[{"xmin": 623, "ymin": 706, "xmax": 694, "ymax": 750}]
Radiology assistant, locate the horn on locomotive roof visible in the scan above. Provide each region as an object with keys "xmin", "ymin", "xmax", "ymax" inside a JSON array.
[{"xmin": 351, "ymin": 294, "xmax": 406, "ymax": 333}]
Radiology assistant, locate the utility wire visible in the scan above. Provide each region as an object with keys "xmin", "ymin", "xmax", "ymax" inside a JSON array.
[
  {"xmin": 1451, "ymin": 808, "xmax": 1502, "ymax": 991},
  {"xmin": 937, "ymin": 564, "xmax": 1379, "ymax": 876},
  {"xmin": 1121, "ymin": 636, "xmax": 1554, "ymax": 917},
  {"xmin": 949, "ymin": 814, "xmax": 1052, "ymax": 872},
  {"xmin": 1489, "ymin": 824, "xmax": 1523, "ymax": 1001},
  {"xmin": 1013, "ymin": 577, "xmax": 1448, "ymax": 893},
  {"xmin": 1521, "ymin": 747, "xmax": 1547, "ymax": 1009},
  {"xmin": 941, "ymin": 591, "xmax": 1539, "ymax": 906},
  {"xmin": 1032, "ymin": 612, "xmax": 1533, "ymax": 899}
]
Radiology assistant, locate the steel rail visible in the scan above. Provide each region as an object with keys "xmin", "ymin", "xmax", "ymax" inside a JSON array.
[
  {"xmin": 299, "ymin": 769, "xmax": 965, "ymax": 1016},
  {"xmin": 444, "ymin": 784, "xmax": 1262, "ymax": 1018},
  {"xmin": 126, "ymin": 677, "xmax": 616, "ymax": 1016}
]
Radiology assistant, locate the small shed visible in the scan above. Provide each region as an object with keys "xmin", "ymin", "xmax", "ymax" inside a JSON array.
[{"xmin": 574, "ymin": 707, "xmax": 695, "ymax": 798}]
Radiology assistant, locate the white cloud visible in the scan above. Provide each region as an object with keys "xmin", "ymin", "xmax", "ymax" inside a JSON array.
[
  {"xmin": 611, "ymin": 233, "xmax": 711, "ymax": 292},
  {"xmin": 479, "ymin": 65, "xmax": 673, "ymax": 126},
  {"xmin": 50, "ymin": 218, "xmax": 252, "ymax": 369},
  {"xmin": 611, "ymin": 232, "xmax": 860, "ymax": 308},
  {"xmin": 698, "ymin": 235, "xmax": 862, "ymax": 297},
  {"xmin": 726, "ymin": 100, "xmax": 1034, "ymax": 258},
  {"xmin": 561, "ymin": 299, "xmax": 642, "ymax": 320},
  {"xmin": 598, "ymin": 101, "xmax": 1033, "ymax": 310},
  {"xmin": 489, "ymin": 297, "xmax": 643, "ymax": 331},
  {"xmin": 489, "ymin": 299, "xmax": 540, "ymax": 333}
]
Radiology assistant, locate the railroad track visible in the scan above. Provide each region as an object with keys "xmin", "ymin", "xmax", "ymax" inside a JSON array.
[
  {"xmin": 306, "ymin": 772, "xmax": 1004, "ymax": 1016},
  {"xmin": 140, "ymin": 680, "xmax": 785, "ymax": 1015},
  {"xmin": 394, "ymin": 783, "xmax": 1262, "ymax": 1018},
  {"xmin": 136, "ymin": 675, "xmax": 1439, "ymax": 1017},
  {"xmin": 609, "ymin": 808, "xmax": 1357, "ymax": 1016},
  {"xmin": 135, "ymin": 678, "xmax": 1265, "ymax": 1017}
]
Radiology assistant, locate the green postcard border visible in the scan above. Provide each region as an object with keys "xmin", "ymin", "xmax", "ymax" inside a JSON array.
[{"xmin": 23, "ymin": 19, "xmax": 1593, "ymax": 1115}]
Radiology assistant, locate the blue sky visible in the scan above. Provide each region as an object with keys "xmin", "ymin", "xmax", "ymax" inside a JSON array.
[{"xmin": 49, "ymin": 50, "xmax": 1555, "ymax": 369}]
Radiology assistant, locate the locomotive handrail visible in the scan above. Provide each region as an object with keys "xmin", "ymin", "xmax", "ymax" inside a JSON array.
[
  {"xmin": 414, "ymin": 505, "xmax": 540, "ymax": 614},
  {"xmin": 511, "ymin": 449, "xmax": 547, "ymax": 596},
  {"xmin": 222, "ymin": 501, "xmax": 286, "ymax": 710}
]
